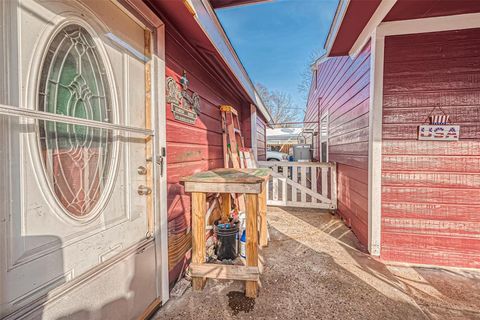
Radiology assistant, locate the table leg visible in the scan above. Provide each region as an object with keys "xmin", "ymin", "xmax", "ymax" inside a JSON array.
[
  {"xmin": 259, "ymin": 181, "xmax": 268, "ymax": 247},
  {"xmin": 245, "ymin": 193, "xmax": 258, "ymax": 298},
  {"xmin": 192, "ymin": 192, "xmax": 207, "ymax": 290}
]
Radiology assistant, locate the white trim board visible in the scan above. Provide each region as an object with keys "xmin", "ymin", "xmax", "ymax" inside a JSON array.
[
  {"xmin": 367, "ymin": 31, "xmax": 384, "ymax": 257},
  {"xmin": 377, "ymin": 12, "xmax": 480, "ymax": 37},
  {"xmin": 153, "ymin": 49, "xmax": 170, "ymax": 305},
  {"xmin": 349, "ymin": 0, "xmax": 397, "ymax": 57}
]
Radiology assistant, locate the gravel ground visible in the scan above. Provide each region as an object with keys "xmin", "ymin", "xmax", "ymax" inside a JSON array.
[{"xmin": 154, "ymin": 207, "xmax": 480, "ymax": 320}]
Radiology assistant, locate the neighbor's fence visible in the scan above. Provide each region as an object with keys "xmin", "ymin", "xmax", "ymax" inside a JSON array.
[{"xmin": 257, "ymin": 161, "xmax": 337, "ymax": 210}]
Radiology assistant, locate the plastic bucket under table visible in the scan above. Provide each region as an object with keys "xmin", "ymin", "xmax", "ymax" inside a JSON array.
[{"xmin": 215, "ymin": 222, "xmax": 239, "ymax": 260}]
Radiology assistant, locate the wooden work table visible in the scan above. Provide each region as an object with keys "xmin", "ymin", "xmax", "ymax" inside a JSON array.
[{"xmin": 181, "ymin": 168, "xmax": 271, "ymax": 298}]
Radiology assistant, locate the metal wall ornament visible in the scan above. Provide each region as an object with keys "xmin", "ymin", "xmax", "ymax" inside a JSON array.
[
  {"xmin": 166, "ymin": 71, "xmax": 200, "ymax": 124},
  {"xmin": 418, "ymin": 105, "xmax": 460, "ymax": 141}
]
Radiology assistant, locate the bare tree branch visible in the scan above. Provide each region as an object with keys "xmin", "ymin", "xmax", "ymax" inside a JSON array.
[
  {"xmin": 255, "ymin": 83, "xmax": 301, "ymax": 125},
  {"xmin": 297, "ymin": 49, "xmax": 323, "ymax": 105}
]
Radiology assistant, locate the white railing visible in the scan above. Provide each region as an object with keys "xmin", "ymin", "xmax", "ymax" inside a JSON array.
[{"xmin": 258, "ymin": 161, "xmax": 337, "ymax": 210}]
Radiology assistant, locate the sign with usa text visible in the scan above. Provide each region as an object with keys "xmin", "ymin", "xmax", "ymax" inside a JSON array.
[{"xmin": 418, "ymin": 125, "xmax": 460, "ymax": 141}]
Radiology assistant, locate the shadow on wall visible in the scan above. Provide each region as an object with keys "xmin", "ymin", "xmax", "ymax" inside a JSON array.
[
  {"xmin": 1, "ymin": 236, "xmax": 65, "ymax": 320},
  {"xmin": 164, "ymin": 53, "xmax": 250, "ymax": 289},
  {"xmin": 2, "ymin": 235, "xmax": 157, "ymax": 320}
]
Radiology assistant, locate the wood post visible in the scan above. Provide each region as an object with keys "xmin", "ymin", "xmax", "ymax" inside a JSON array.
[
  {"xmin": 220, "ymin": 193, "xmax": 231, "ymax": 223},
  {"xmin": 245, "ymin": 193, "xmax": 259, "ymax": 298},
  {"xmin": 226, "ymin": 112, "xmax": 241, "ymax": 168},
  {"xmin": 192, "ymin": 192, "xmax": 207, "ymax": 290},
  {"xmin": 259, "ymin": 181, "xmax": 268, "ymax": 247},
  {"xmin": 221, "ymin": 111, "xmax": 229, "ymax": 168}
]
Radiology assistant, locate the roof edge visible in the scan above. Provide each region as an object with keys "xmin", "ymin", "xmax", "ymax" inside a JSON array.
[
  {"xmin": 349, "ymin": 0, "xmax": 397, "ymax": 57},
  {"xmin": 211, "ymin": 0, "xmax": 270, "ymax": 9},
  {"xmin": 324, "ymin": 0, "xmax": 350, "ymax": 56},
  {"xmin": 192, "ymin": 0, "xmax": 274, "ymax": 124},
  {"xmin": 311, "ymin": 53, "xmax": 329, "ymax": 71}
]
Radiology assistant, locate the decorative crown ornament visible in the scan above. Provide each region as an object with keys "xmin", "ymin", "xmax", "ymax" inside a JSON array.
[
  {"xmin": 166, "ymin": 72, "xmax": 201, "ymax": 124},
  {"xmin": 180, "ymin": 70, "xmax": 189, "ymax": 90}
]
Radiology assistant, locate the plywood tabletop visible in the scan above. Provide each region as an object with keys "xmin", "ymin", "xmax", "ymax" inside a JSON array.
[{"xmin": 181, "ymin": 168, "xmax": 271, "ymax": 184}]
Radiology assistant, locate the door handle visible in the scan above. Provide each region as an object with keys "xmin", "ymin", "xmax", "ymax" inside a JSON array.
[
  {"xmin": 146, "ymin": 155, "xmax": 164, "ymax": 176},
  {"xmin": 137, "ymin": 166, "xmax": 147, "ymax": 175},
  {"xmin": 137, "ymin": 185, "xmax": 152, "ymax": 195}
]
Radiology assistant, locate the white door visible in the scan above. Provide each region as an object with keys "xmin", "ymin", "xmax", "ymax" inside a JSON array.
[{"xmin": 0, "ymin": 0, "xmax": 155, "ymax": 318}]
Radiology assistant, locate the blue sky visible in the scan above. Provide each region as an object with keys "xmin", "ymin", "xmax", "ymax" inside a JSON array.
[{"xmin": 216, "ymin": 0, "xmax": 338, "ymax": 109}]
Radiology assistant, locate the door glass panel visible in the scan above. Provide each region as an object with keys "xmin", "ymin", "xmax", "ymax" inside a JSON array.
[{"xmin": 37, "ymin": 24, "xmax": 113, "ymax": 218}]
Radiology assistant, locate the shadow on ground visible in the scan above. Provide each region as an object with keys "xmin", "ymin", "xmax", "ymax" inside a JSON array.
[{"xmin": 154, "ymin": 207, "xmax": 480, "ymax": 320}]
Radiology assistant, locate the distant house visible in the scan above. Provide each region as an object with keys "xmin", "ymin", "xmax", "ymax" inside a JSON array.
[
  {"xmin": 266, "ymin": 127, "xmax": 303, "ymax": 152},
  {"xmin": 306, "ymin": 0, "xmax": 480, "ymax": 268}
]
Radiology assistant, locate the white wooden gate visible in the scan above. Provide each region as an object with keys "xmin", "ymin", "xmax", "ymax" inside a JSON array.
[{"xmin": 258, "ymin": 161, "xmax": 337, "ymax": 209}]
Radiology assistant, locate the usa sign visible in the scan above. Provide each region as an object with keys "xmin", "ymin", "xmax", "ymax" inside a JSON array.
[{"xmin": 418, "ymin": 125, "xmax": 460, "ymax": 141}]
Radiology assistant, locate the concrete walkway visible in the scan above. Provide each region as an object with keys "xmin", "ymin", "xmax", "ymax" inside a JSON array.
[{"xmin": 154, "ymin": 207, "xmax": 480, "ymax": 320}]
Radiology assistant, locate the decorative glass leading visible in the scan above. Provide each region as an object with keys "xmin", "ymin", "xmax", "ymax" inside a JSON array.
[{"xmin": 38, "ymin": 24, "xmax": 112, "ymax": 217}]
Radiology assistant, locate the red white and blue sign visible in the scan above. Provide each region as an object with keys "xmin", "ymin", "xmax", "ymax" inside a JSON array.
[{"xmin": 418, "ymin": 125, "xmax": 460, "ymax": 141}]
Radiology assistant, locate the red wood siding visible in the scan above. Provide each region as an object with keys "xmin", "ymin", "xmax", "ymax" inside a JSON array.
[
  {"xmin": 384, "ymin": 1, "xmax": 480, "ymax": 22},
  {"xmin": 305, "ymin": 43, "xmax": 371, "ymax": 246},
  {"xmin": 240, "ymin": 104, "xmax": 252, "ymax": 149},
  {"xmin": 257, "ymin": 114, "xmax": 267, "ymax": 161},
  {"xmin": 165, "ymin": 29, "xmax": 248, "ymax": 285},
  {"xmin": 381, "ymin": 28, "xmax": 480, "ymax": 268}
]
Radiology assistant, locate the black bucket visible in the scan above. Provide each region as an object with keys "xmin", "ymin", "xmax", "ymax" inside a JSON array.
[{"xmin": 215, "ymin": 222, "xmax": 239, "ymax": 260}]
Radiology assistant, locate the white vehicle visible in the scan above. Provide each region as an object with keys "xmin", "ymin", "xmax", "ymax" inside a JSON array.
[{"xmin": 267, "ymin": 150, "xmax": 289, "ymax": 161}]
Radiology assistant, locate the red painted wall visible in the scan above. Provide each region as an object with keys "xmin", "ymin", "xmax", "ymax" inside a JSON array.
[
  {"xmin": 305, "ymin": 43, "xmax": 371, "ymax": 246},
  {"xmin": 240, "ymin": 105, "xmax": 252, "ymax": 149},
  {"xmin": 381, "ymin": 28, "xmax": 480, "ymax": 268},
  {"xmin": 165, "ymin": 29, "xmax": 250, "ymax": 285},
  {"xmin": 257, "ymin": 114, "xmax": 267, "ymax": 161}
]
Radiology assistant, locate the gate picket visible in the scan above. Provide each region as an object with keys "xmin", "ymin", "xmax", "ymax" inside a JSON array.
[{"xmin": 258, "ymin": 161, "xmax": 337, "ymax": 210}]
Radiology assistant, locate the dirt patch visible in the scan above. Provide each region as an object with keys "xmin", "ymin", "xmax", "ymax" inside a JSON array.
[{"xmin": 227, "ymin": 291, "xmax": 255, "ymax": 315}]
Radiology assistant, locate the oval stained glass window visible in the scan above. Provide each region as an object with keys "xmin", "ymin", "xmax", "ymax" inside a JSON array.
[{"xmin": 37, "ymin": 24, "xmax": 113, "ymax": 218}]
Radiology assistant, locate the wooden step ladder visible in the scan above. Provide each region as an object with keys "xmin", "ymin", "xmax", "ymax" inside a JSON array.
[
  {"xmin": 220, "ymin": 105, "xmax": 249, "ymax": 212},
  {"xmin": 220, "ymin": 105, "xmax": 248, "ymax": 169},
  {"xmin": 219, "ymin": 105, "xmax": 267, "ymax": 244}
]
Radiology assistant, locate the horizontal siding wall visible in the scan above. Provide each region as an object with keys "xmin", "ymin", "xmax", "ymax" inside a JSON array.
[
  {"xmin": 165, "ymin": 30, "xmax": 245, "ymax": 285},
  {"xmin": 257, "ymin": 115, "xmax": 267, "ymax": 161},
  {"xmin": 381, "ymin": 28, "xmax": 480, "ymax": 268},
  {"xmin": 305, "ymin": 43, "xmax": 371, "ymax": 246}
]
